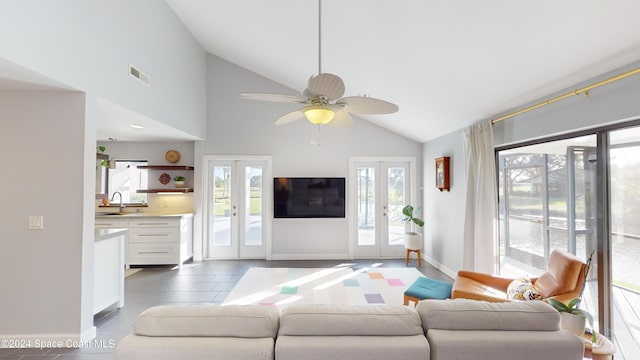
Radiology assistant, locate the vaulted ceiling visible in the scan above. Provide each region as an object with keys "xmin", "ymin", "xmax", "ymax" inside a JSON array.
[{"xmin": 167, "ymin": 0, "xmax": 640, "ymax": 142}]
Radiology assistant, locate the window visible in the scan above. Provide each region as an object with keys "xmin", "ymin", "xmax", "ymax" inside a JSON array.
[
  {"xmin": 496, "ymin": 123, "xmax": 640, "ymax": 358},
  {"xmin": 108, "ymin": 160, "xmax": 148, "ymax": 204},
  {"xmin": 497, "ymin": 135, "xmax": 599, "ymax": 331}
]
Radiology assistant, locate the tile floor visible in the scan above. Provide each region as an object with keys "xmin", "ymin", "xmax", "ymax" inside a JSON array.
[{"xmin": 0, "ymin": 258, "xmax": 450, "ymax": 359}]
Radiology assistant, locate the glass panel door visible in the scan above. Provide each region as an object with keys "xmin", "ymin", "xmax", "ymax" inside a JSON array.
[
  {"xmin": 497, "ymin": 135, "xmax": 599, "ymax": 330},
  {"xmin": 384, "ymin": 165, "xmax": 408, "ymax": 253},
  {"xmin": 209, "ymin": 162, "xmax": 236, "ymax": 258},
  {"xmin": 207, "ymin": 158, "xmax": 269, "ymax": 259},
  {"xmin": 352, "ymin": 160, "xmax": 411, "ymax": 258},
  {"xmin": 357, "ymin": 166, "xmax": 376, "ymax": 248},
  {"xmin": 609, "ymin": 126, "xmax": 640, "ymax": 355},
  {"xmin": 239, "ymin": 163, "xmax": 266, "ymax": 258}
]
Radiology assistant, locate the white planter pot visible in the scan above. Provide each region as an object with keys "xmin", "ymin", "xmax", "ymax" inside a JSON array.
[
  {"xmin": 403, "ymin": 232, "xmax": 422, "ymax": 250},
  {"xmin": 174, "ymin": 181, "xmax": 185, "ymax": 188},
  {"xmin": 560, "ymin": 312, "xmax": 586, "ymax": 337}
]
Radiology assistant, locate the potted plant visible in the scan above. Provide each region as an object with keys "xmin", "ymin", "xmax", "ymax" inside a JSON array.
[
  {"xmin": 548, "ymin": 297, "xmax": 596, "ymax": 342},
  {"xmin": 173, "ymin": 175, "xmax": 185, "ymax": 188},
  {"xmin": 402, "ymin": 205, "xmax": 424, "ymax": 251}
]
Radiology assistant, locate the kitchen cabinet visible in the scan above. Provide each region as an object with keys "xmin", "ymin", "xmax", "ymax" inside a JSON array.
[
  {"xmin": 94, "ymin": 228, "xmax": 126, "ymax": 315},
  {"xmin": 95, "ymin": 218, "xmax": 128, "ymax": 229},
  {"xmin": 95, "ymin": 214, "xmax": 193, "ymax": 268}
]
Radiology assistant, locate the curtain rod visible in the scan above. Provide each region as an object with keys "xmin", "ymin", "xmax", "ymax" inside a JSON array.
[{"xmin": 491, "ymin": 67, "xmax": 640, "ymax": 124}]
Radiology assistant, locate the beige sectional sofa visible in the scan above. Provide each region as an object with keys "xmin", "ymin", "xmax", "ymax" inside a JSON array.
[
  {"xmin": 417, "ymin": 299, "xmax": 584, "ymax": 360},
  {"xmin": 116, "ymin": 300, "xmax": 584, "ymax": 360},
  {"xmin": 116, "ymin": 305, "xmax": 280, "ymax": 360},
  {"xmin": 276, "ymin": 304, "xmax": 428, "ymax": 360}
]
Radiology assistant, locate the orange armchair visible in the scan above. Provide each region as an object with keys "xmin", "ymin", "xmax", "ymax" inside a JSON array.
[{"xmin": 451, "ymin": 250, "xmax": 588, "ymax": 304}]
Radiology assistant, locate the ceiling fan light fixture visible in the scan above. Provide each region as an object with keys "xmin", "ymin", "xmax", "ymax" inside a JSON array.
[{"xmin": 304, "ymin": 105, "xmax": 335, "ymax": 125}]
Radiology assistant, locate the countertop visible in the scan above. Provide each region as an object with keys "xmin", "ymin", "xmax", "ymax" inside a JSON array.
[
  {"xmin": 95, "ymin": 228, "xmax": 128, "ymax": 242},
  {"xmin": 95, "ymin": 212, "xmax": 193, "ymax": 219}
]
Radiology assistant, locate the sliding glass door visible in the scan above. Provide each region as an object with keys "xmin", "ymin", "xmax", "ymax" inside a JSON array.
[
  {"xmin": 497, "ymin": 123, "xmax": 640, "ymax": 357},
  {"xmin": 498, "ymin": 135, "xmax": 601, "ymax": 334},
  {"xmin": 608, "ymin": 126, "xmax": 640, "ymax": 356}
]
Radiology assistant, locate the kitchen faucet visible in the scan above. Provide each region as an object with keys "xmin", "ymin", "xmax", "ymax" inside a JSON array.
[{"xmin": 111, "ymin": 191, "xmax": 124, "ymax": 213}]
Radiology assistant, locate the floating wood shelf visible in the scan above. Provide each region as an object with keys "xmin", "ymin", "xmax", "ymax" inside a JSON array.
[
  {"xmin": 138, "ymin": 165, "xmax": 194, "ymax": 170},
  {"xmin": 137, "ymin": 188, "xmax": 193, "ymax": 193}
]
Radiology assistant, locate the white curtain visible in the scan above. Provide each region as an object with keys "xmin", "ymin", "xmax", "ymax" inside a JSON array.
[{"xmin": 462, "ymin": 121, "xmax": 498, "ymax": 273}]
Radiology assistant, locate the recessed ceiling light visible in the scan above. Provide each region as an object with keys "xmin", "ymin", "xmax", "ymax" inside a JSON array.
[{"xmin": 129, "ymin": 124, "xmax": 144, "ymax": 129}]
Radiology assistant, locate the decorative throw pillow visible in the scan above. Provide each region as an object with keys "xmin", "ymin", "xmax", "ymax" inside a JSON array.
[{"xmin": 507, "ymin": 277, "xmax": 542, "ymax": 301}]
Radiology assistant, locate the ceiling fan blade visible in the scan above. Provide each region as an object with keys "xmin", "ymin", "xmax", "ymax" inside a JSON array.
[
  {"xmin": 240, "ymin": 92, "xmax": 307, "ymax": 104},
  {"xmin": 275, "ymin": 110, "xmax": 304, "ymax": 125},
  {"xmin": 338, "ymin": 96, "xmax": 399, "ymax": 114},
  {"xmin": 329, "ymin": 108, "xmax": 352, "ymax": 128},
  {"xmin": 307, "ymin": 73, "xmax": 345, "ymax": 100}
]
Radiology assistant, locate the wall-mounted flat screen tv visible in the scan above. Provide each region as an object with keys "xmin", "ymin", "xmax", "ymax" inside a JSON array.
[{"xmin": 274, "ymin": 177, "xmax": 346, "ymax": 218}]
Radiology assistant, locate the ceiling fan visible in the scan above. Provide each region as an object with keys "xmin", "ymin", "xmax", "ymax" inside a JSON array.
[{"xmin": 240, "ymin": 0, "xmax": 399, "ymax": 128}]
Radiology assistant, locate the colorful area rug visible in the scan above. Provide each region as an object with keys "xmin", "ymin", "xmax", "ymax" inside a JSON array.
[{"xmin": 222, "ymin": 267, "xmax": 423, "ymax": 308}]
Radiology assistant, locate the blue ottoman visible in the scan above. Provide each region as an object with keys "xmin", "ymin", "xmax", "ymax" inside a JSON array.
[{"xmin": 403, "ymin": 277, "xmax": 453, "ymax": 306}]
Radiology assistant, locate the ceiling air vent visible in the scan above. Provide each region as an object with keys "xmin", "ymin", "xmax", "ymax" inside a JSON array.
[{"xmin": 129, "ymin": 64, "xmax": 150, "ymax": 86}]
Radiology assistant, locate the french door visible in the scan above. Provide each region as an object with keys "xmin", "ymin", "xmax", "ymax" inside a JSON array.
[
  {"xmin": 350, "ymin": 158, "xmax": 416, "ymax": 258},
  {"xmin": 205, "ymin": 156, "xmax": 271, "ymax": 259}
]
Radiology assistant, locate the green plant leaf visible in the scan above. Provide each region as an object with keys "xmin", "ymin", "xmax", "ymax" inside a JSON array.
[
  {"xmin": 413, "ymin": 218, "xmax": 425, "ymax": 227},
  {"xmin": 567, "ymin": 298, "xmax": 581, "ymax": 310},
  {"xmin": 402, "ymin": 205, "xmax": 414, "ymax": 217},
  {"xmin": 548, "ymin": 298, "xmax": 570, "ymax": 312}
]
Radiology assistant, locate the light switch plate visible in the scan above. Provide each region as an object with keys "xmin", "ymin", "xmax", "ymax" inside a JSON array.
[{"xmin": 28, "ymin": 216, "xmax": 44, "ymax": 230}]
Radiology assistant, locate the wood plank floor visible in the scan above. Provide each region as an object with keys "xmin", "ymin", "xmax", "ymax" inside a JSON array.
[
  {"xmin": 584, "ymin": 282, "xmax": 640, "ymax": 360},
  {"xmin": 0, "ymin": 258, "xmax": 449, "ymax": 360}
]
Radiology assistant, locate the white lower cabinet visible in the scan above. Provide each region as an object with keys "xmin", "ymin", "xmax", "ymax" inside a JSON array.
[{"xmin": 96, "ymin": 215, "xmax": 193, "ymax": 267}]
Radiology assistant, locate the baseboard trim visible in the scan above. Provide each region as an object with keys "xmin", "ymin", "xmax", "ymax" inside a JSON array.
[
  {"xmin": 423, "ymin": 255, "xmax": 457, "ymax": 279},
  {"xmin": 270, "ymin": 253, "xmax": 351, "ymax": 260},
  {"xmin": 80, "ymin": 326, "xmax": 97, "ymax": 343}
]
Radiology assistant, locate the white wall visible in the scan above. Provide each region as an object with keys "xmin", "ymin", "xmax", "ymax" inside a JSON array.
[
  {"xmin": 422, "ymin": 60, "xmax": 640, "ymax": 278},
  {"xmin": 206, "ymin": 54, "xmax": 423, "ymax": 259},
  {"xmin": 0, "ymin": 1, "xmax": 206, "ymax": 344},
  {"xmin": 0, "ymin": 91, "xmax": 89, "ymax": 340},
  {"xmin": 422, "ymin": 131, "xmax": 465, "ymax": 278},
  {"xmin": 0, "ymin": 0, "xmax": 206, "ymax": 139},
  {"xmin": 493, "ymin": 60, "xmax": 640, "ymax": 147}
]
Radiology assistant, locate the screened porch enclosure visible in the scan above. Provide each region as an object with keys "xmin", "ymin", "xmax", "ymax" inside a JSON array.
[{"xmin": 497, "ymin": 130, "xmax": 640, "ymax": 359}]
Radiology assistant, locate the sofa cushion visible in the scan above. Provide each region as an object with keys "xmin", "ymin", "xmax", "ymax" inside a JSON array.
[
  {"xmin": 278, "ymin": 304, "xmax": 423, "ymax": 336},
  {"xmin": 507, "ymin": 277, "xmax": 542, "ymax": 301},
  {"xmin": 134, "ymin": 304, "xmax": 279, "ymax": 338},
  {"xmin": 427, "ymin": 329, "xmax": 584, "ymax": 360},
  {"xmin": 117, "ymin": 335, "xmax": 275, "ymax": 360},
  {"xmin": 417, "ymin": 299, "xmax": 560, "ymax": 331},
  {"xmin": 276, "ymin": 335, "xmax": 429, "ymax": 360}
]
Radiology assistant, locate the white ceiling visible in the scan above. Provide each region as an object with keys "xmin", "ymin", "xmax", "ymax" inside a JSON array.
[
  {"xmin": 3, "ymin": 2, "xmax": 640, "ymax": 143},
  {"xmin": 166, "ymin": 0, "xmax": 640, "ymax": 143}
]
